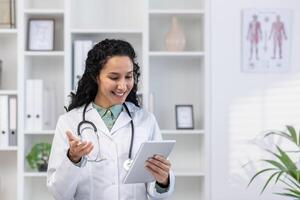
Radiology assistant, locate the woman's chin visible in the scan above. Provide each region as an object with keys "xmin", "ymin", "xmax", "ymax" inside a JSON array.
[{"xmin": 111, "ymin": 96, "xmax": 127, "ymax": 104}]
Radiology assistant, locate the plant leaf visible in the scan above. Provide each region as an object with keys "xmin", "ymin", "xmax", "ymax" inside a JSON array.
[
  {"xmin": 263, "ymin": 159, "xmax": 286, "ymax": 171},
  {"xmin": 260, "ymin": 171, "xmax": 280, "ymax": 194},
  {"xmin": 276, "ymin": 146, "xmax": 298, "ymax": 179},
  {"xmin": 275, "ymin": 192, "xmax": 300, "ymax": 198},
  {"xmin": 248, "ymin": 168, "xmax": 276, "ymax": 187},
  {"xmin": 287, "ymin": 125, "xmax": 298, "ymax": 145},
  {"xmin": 275, "ymin": 171, "xmax": 284, "ymax": 184}
]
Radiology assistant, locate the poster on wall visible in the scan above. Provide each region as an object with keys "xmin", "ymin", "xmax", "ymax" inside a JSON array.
[{"xmin": 242, "ymin": 9, "xmax": 292, "ymax": 73}]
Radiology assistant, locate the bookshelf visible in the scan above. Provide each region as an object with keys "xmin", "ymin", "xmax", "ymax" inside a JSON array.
[
  {"xmin": 0, "ymin": 1, "xmax": 19, "ymax": 200},
  {"xmin": 0, "ymin": 0, "xmax": 210, "ymax": 199}
]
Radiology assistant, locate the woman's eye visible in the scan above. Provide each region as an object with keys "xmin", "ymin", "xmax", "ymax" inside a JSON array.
[
  {"xmin": 109, "ymin": 77, "xmax": 118, "ymax": 80},
  {"xmin": 126, "ymin": 76, "xmax": 133, "ymax": 79}
]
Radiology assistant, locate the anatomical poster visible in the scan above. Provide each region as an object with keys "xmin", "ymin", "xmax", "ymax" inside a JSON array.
[{"xmin": 242, "ymin": 9, "xmax": 292, "ymax": 73}]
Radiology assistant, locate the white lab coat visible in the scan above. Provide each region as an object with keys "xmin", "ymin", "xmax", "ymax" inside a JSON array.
[{"xmin": 47, "ymin": 102, "xmax": 175, "ymax": 200}]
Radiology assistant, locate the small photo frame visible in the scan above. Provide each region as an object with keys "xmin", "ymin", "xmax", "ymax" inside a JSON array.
[
  {"xmin": 28, "ymin": 19, "xmax": 55, "ymax": 51},
  {"xmin": 175, "ymin": 105, "xmax": 194, "ymax": 129}
]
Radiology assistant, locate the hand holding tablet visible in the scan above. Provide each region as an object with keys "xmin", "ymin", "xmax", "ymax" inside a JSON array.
[{"xmin": 123, "ymin": 140, "xmax": 176, "ymax": 184}]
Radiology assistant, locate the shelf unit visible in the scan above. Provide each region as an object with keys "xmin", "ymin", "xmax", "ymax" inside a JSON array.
[
  {"xmin": 0, "ymin": 0, "xmax": 210, "ymax": 199},
  {"xmin": 0, "ymin": 1, "xmax": 19, "ymax": 200},
  {"xmin": 146, "ymin": 0, "xmax": 209, "ymax": 199},
  {"xmin": 18, "ymin": 0, "xmax": 65, "ymax": 199}
]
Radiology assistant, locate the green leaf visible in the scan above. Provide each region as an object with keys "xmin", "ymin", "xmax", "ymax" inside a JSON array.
[
  {"xmin": 275, "ymin": 192, "xmax": 300, "ymax": 198},
  {"xmin": 285, "ymin": 176, "xmax": 300, "ymax": 190},
  {"xmin": 265, "ymin": 131, "xmax": 292, "ymax": 142},
  {"xmin": 285, "ymin": 188, "xmax": 300, "ymax": 196},
  {"xmin": 287, "ymin": 125, "xmax": 298, "ymax": 145},
  {"xmin": 260, "ymin": 171, "xmax": 280, "ymax": 194},
  {"xmin": 275, "ymin": 171, "xmax": 284, "ymax": 184},
  {"xmin": 276, "ymin": 146, "xmax": 298, "ymax": 179},
  {"xmin": 248, "ymin": 168, "xmax": 276, "ymax": 187},
  {"xmin": 263, "ymin": 159, "xmax": 286, "ymax": 171}
]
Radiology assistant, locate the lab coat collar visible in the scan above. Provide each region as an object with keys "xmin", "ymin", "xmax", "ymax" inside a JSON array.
[
  {"xmin": 110, "ymin": 102, "xmax": 140, "ymax": 135},
  {"xmin": 76, "ymin": 102, "xmax": 140, "ymax": 136}
]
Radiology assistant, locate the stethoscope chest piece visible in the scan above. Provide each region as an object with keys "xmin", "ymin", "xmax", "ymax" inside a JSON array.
[{"xmin": 123, "ymin": 159, "xmax": 133, "ymax": 171}]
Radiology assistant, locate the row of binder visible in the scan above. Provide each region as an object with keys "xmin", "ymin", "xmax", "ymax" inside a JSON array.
[
  {"xmin": 25, "ymin": 79, "xmax": 57, "ymax": 131},
  {"xmin": 73, "ymin": 40, "xmax": 93, "ymax": 89},
  {"xmin": 0, "ymin": 95, "xmax": 17, "ymax": 148},
  {"xmin": 25, "ymin": 79, "xmax": 43, "ymax": 131}
]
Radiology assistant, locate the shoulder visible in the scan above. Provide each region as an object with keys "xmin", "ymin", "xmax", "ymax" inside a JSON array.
[
  {"xmin": 57, "ymin": 105, "xmax": 84, "ymax": 125},
  {"xmin": 125, "ymin": 102, "xmax": 156, "ymax": 123}
]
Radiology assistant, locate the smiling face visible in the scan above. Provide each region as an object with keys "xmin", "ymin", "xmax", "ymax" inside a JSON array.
[{"xmin": 95, "ymin": 56, "xmax": 134, "ymax": 108}]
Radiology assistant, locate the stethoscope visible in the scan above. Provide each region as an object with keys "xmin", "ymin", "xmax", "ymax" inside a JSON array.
[{"xmin": 77, "ymin": 102, "xmax": 134, "ymax": 171}]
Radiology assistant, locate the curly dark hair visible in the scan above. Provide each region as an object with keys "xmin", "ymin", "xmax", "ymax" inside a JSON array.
[{"xmin": 67, "ymin": 39, "xmax": 141, "ymax": 111}]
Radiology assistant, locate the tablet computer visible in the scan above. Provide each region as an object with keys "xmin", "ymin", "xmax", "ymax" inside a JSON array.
[{"xmin": 123, "ymin": 140, "xmax": 176, "ymax": 184}]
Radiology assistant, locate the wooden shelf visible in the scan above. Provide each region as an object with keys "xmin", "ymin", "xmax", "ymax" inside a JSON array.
[
  {"xmin": 161, "ymin": 129, "xmax": 204, "ymax": 135},
  {"xmin": 24, "ymin": 130, "xmax": 55, "ymax": 135},
  {"xmin": 0, "ymin": 146, "xmax": 18, "ymax": 151},
  {"xmin": 149, "ymin": 9, "xmax": 204, "ymax": 15},
  {"xmin": 174, "ymin": 169, "xmax": 205, "ymax": 177},
  {"xmin": 0, "ymin": 90, "xmax": 18, "ymax": 95},
  {"xmin": 0, "ymin": 29, "xmax": 18, "ymax": 35},
  {"xmin": 71, "ymin": 29, "xmax": 143, "ymax": 34},
  {"xmin": 24, "ymin": 51, "xmax": 65, "ymax": 56},
  {"xmin": 24, "ymin": 172, "xmax": 47, "ymax": 177},
  {"xmin": 149, "ymin": 51, "xmax": 205, "ymax": 57},
  {"xmin": 24, "ymin": 9, "xmax": 64, "ymax": 15}
]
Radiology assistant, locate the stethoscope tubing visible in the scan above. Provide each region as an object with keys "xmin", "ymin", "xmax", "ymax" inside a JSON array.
[{"xmin": 78, "ymin": 102, "xmax": 134, "ymax": 160}]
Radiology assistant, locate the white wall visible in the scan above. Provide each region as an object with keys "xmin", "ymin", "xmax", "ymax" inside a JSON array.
[{"xmin": 210, "ymin": 0, "xmax": 300, "ymax": 200}]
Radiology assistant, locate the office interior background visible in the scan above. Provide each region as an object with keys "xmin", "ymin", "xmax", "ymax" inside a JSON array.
[{"xmin": 0, "ymin": 0, "xmax": 299, "ymax": 199}]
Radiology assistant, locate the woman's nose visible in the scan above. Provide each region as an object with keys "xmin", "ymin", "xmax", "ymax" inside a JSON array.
[{"xmin": 117, "ymin": 79, "xmax": 126, "ymax": 90}]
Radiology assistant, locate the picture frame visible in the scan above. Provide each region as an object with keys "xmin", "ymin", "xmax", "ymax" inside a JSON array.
[
  {"xmin": 27, "ymin": 19, "xmax": 55, "ymax": 51},
  {"xmin": 242, "ymin": 9, "xmax": 292, "ymax": 73},
  {"xmin": 175, "ymin": 105, "xmax": 194, "ymax": 129},
  {"xmin": 0, "ymin": 0, "xmax": 16, "ymax": 28}
]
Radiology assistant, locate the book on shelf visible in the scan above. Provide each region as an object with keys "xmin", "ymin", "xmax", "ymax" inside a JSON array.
[
  {"xmin": 73, "ymin": 40, "xmax": 93, "ymax": 89},
  {"xmin": 0, "ymin": 94, "xmax": 17, "ymax": 147},
  {"xmin": 0, "ymin": 0, "xmax": 16, "ymax": 28},
  {"xmin": 25, "ymin": 79, "xmax": 57, "ymax": 131},
  {"xmin": 25, "ymin": 79, "xmax": 43, "ymax": 131},
  {"xmin": 0, "ymin": 60, "xmax": 2, "ymax": 89}
]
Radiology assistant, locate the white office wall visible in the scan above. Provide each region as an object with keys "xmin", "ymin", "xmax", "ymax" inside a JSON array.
[{"xmin": 210, "ymin": 0, "xmax": 300, "ymax": 200}]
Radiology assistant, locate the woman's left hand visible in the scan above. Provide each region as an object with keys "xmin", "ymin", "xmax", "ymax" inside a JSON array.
[{"xmin": 145, "ymin": 155, "xmax": 171, "ymax": 186}]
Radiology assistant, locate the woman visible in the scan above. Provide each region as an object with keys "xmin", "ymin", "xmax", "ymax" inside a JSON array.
[{"xmin": 47, "ymin": 39, "xmax": 175, "ymax": 199}]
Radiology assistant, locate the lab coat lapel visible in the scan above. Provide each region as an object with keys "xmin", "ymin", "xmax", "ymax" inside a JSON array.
[
  {"xmin": 84, "ymin": 103, "xmax": 111, "ymax": 137},
  {"xmin": 110, "ymin": 110, "xmax": 131, "ymax": 135}
]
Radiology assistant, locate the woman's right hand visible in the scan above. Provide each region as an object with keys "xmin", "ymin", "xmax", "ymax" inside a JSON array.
[{"xmin": 66, "ymin": 131, "xmax": 94, "ymax": 163}]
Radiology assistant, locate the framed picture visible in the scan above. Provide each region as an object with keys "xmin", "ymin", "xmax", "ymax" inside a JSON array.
[
  {"xmin": 28, "ymin": 19, "xmax": 55, "ymax": 51},
  {"xmin": 175, "ymin": 105, "xmax": 194, "ymax": 129},
  {"xmin": 0, "ymin": 0, "xmax": 16, "ymax": 28},
  {"xmin": 242, "ymin": 9, "xmax": 292, "ymax": 73}
]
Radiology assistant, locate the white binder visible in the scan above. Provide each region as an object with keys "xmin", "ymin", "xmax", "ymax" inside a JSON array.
[
  {"xmin": 8, "ymin": 95, "xmax": 17, "ymax": 146},
  {"xmin": 0, "ymin": 95, "xmax": 9, "ymax": 147},
  {"xmin": 25, "ymin": 80, "xmax": 34, "ymax": 130},
  {"xmin": 33, "ymin": 79, "xmax": 43, "ymax": 130},
  {"xmin": 73, "ymin": 40, "xmax": 93, "ymax": 89},
  {"xmin": 25, "ymin": 79, "xmax": 43, "ymax": 131}
]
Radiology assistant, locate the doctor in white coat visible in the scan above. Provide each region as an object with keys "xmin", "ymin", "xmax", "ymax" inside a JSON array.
[{"xmin": 47, "ymin": 39, "xmax": 175, "ymax": 200}]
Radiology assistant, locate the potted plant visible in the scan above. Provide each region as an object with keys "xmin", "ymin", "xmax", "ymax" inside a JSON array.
[
  {"xmin": 248, "ymin": 125, "xmax": 300, "ymax": 199},
  {"xmin": 26, "ymin": 142, "xmax": 51, "ymax": 172}
]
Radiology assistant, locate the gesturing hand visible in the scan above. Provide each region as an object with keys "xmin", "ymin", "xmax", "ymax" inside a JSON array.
[
  {"xmin": 145, "ymin": 155, "xmax": 171, "ymax": 186},
  {"xmin": 66, "ymin": 131, "xmax": 94, "ymax": 163}
]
